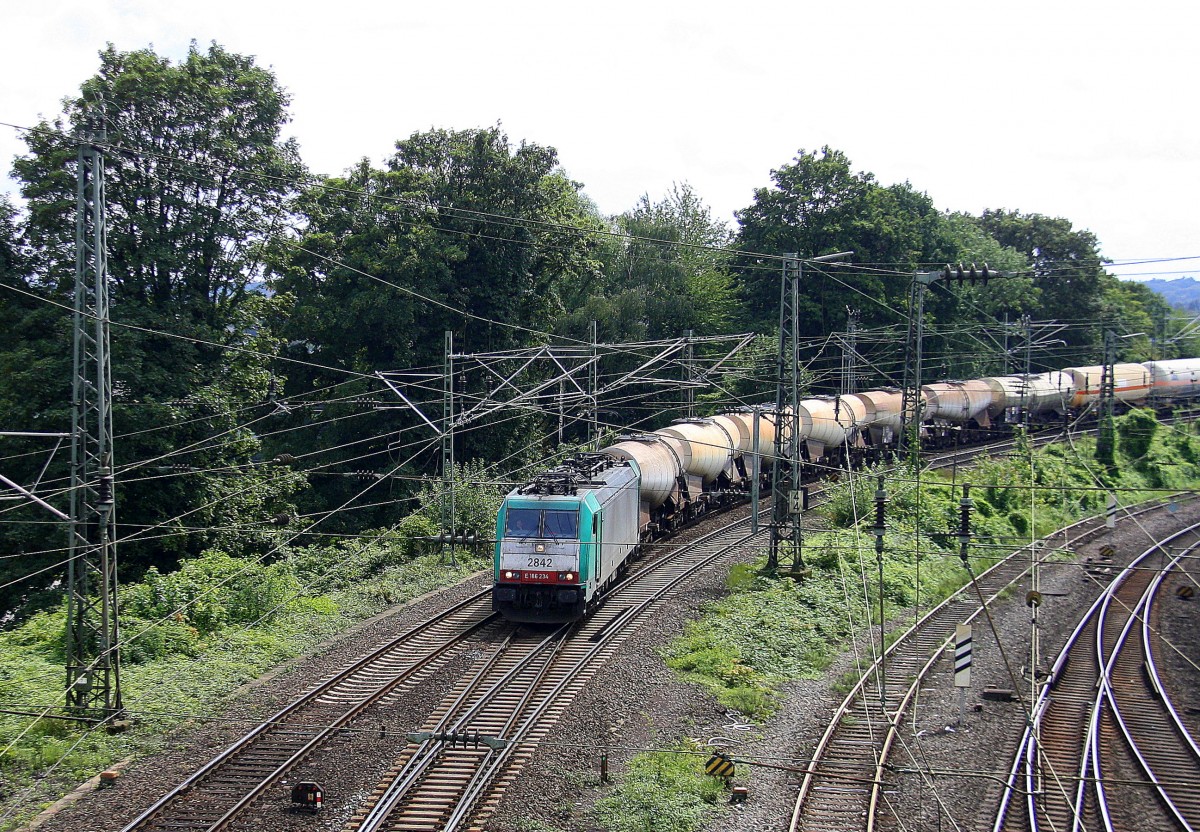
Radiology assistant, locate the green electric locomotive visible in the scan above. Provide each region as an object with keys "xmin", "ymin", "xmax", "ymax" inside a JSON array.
[{"xmin": 492, "ymin": 454, "xmax": 641, "ymax": 623}]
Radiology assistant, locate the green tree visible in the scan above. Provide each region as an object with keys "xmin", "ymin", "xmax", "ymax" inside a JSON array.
[
  {"xmin": 0, "ymin": 197, "xmax": 77, "ymax": 613},
  {"xmin": 1099, "ymin": 278, "xmax": 1169, "ymax": 361},
  {"xmin": 733, "ymin": 149, "xmax": 959, "ymax": 342},
  {"xmin": 559, "ymin": 183, "xmax": 736, "ymax": 342},
  {"xmin": 5, "ymin": 43, "xmax": 307, "ymax": 603},
  {"xmin": 731, "ymin": 148, "xmax": 1068, "ymax": 388},
  {"xmin": 267, "ymin": 128, "xmax": 605, "ymax": 522},
  {"xmin": 553, "ymin": 184, "xmax": 742, "ymax": 432},
  {"xmin": 978, "ymin": 210, "xmax": 1108, "ymax": 360}
]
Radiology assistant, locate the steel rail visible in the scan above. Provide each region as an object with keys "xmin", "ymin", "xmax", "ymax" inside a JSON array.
[
  {"xmin": 992, "ymin": 522, "xmax": 1200, "ymax": 832},
  {"xmin": 349, "ymin": 517, "xmax": 765, "ymax": 831},
  {"xmin": 794, "ymin": 498, "xmax": 1192, "ymax": 832},
  {"xmin": 442, "ymin": 526, "xmax": 767, "ymax": 832},
  {"xmin": 1096, "ymin": 542, "xmax": 1200, "ymax": 829},
  {"xmin": 121, "ymin": 589, "xmax": 497, "ymax": 832}
]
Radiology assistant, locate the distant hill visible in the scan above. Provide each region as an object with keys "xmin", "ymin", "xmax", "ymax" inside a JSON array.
[{"xmin": 1141, "ymin": 277, "xmax": 1200, "ymax": 311}]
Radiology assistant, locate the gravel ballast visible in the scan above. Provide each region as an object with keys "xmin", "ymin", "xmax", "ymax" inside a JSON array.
[{"xmin": 20, "ymin": 501, "xmax": 1200, "ymax": 832}]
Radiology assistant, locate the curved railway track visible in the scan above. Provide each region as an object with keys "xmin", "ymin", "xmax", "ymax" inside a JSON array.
[
  {"xmin": 789, "ymin": 498, "xmax": 1192, "ymax": 832},
  {"xmin": 347, "ymin": 516, "xmax": 768, "ymax": 832},
  {"xmin": 117, "ymin": 424, "xmax": 1182, "ymax": 832},
  {"xmin": 992, "ymin": 522, "xmax": 1200, "ymax": 832}
]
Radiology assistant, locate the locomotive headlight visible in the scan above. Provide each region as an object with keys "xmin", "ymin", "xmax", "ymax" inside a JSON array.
[
  {"xmin": 534, "ymin": 543, "xmax": 546, "ymax": 553},
  {"xmin": 503, "ymin": 570, "xmax": 515, "ymax": 580}
]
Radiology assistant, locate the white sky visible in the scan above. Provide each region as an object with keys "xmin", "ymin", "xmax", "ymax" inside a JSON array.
[{"xmin": 2, "ymin": 0, "xmax": 1196, "ymax": 280}]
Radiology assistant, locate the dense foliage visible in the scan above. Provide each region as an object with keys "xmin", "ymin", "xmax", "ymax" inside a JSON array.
[{"xmin": 0, "ymin": 44, "xmax": 1195, "ymax": 803}]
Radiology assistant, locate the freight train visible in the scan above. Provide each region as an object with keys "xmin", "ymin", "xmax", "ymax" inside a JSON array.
[{"xmin": 492, "ymin": 358, "xmax": 1200, "ymax": 622}]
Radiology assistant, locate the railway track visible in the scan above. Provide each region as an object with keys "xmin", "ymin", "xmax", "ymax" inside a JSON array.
[
  {"xmin": 346, "ymin": 516, "xmax": 768, "ymax": 832},
  {"xmin": 789, "ymin": 498, "xmax": 1190, "ymax": 832},
  {"xmin": 119, "ymin": 591, "xmax": 501, "ymax": 832},
  {"xmin": 117, "ymin": 425, "xmax": 1173, "ymax": 832},
  {"xmin": 993, "ymin": 521, "xmax": 1200, "ymax": 832},
  {"xmin": 318, "ymin": 432, "xmax": 1048, "ymax": 831}
]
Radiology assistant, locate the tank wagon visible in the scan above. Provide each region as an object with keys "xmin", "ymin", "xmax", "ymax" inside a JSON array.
[
  {"xmin": 1063, "ymin": 363, "xmax": 1151, "ymax": 407},
  {"xmin": 494, "ymin": 356, "xmax": 1200, "ymax": 622},
  {"xmin": 1145, "ymin": 359, "xmax": 1200, "ymax": 400}
]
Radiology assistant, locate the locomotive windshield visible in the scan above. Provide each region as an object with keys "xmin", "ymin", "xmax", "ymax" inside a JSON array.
[
  {"xmin": 504, "ymin": 508, "xmax": 541, "ymax": 538},
  {"xmin": 543, "ymin": 510, "xmax": 579, "ymax": 539},
  {"xmin": 503, "ymin": 507, "xmax": 580, "ymax": 539}
]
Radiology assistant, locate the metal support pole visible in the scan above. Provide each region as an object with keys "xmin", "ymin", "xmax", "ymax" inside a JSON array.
[
  {"xmin": 1022, "ymin": 314, "xmax": 1033, "ymax": 432},
  {"xmin": 441, "ymin": 331, "xmax": 456, "ymax": 565},
  {"xmin": 1097, "ymin": 330, "xmax": 1116, "ymax": 466},
  {"xmin": 589, "ymin": 320, "xmax": 599, "ymax": 450},
  {"xmin": 684, "ymin": 329, "xmax": 695, "ymax": 419},
  {"xmin": 768, "ymin": 254, "xmax": 801, "ymax": 572},
  {"xmin": 768, "ymin": 251, "xmax": 851, "ymax": 574},
  {"xmin": 840, "ymin": 310, "xmax": 859, "ymax": 396},
  {"xmin": 899, "ymin": 270, "xmax": 940, "ymax": 627},
  {"xmin": 1002, "ymin": 312, "xmax": 1010, "ymax": 374},
  {"xmin": 873, "ymin": 476, "xmax": 887, "ymax": 707},
  {"xmin": 65, "ymin": 117, "xmax": 122, "ymax": 716},
  {"xmin": 750, "ymin": 409, "xmax": 761, "ymax": 534},
  {"xmin": 899, "ymin": 272, "xmax": 938, "ymax": 459}
]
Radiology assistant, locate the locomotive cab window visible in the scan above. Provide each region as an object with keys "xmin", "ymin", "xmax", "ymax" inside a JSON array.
[
  {"xmin": 503, "ymin": 508, "xmax": 580, "ymax": 539},
  {"xmin": 504, "ymin": 508, "xmax": 541, "ymax": 538},
  {"xmin": 543, "ymin": 510, "xmax": 579, "ymax": 540}
]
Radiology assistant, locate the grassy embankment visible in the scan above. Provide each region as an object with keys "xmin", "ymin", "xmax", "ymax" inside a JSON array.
[
  {"xmin": 591, "ymin": 411, "xmax": 1200, "ymax": 832},
  {"xmin": 0, "ymin": 465, "xmax": 498, "ymax": 830}
]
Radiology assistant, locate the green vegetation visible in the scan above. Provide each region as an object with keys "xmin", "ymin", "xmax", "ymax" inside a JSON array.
[
  {"xmin": 593, "ymin": 741, "xmax": 726, "ymax": 832},
  {"xmin": 0, "ymin": 462, "xmax": 499, "ymax": 829},
  {"xmin": 3, "ymin": 36, "xmax": 1200, "ymax": 830},
  {"xmin": 663, "ymin": 414, "xmax": 1200, "ymax": 720}
]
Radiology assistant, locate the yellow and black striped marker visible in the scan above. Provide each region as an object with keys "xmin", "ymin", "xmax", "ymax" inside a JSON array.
[
  {"xmin": 705, "ymin": 752, "xmax": 736, "ymax": 778},
  {"xmin": 1177, "ymin": 584, "xmax": 1195, "ymax": 599}
]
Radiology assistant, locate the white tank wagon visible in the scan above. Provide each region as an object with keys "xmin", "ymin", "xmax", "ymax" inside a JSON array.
[
  {"xmin": 1144, "ymin": 359, "xmax": 1200, "ymax": 399},
  {"xmin": 834, "ymin": 395, "xmax": 870, "ymax": 432},
  {"xmin": 709, "ymin": 413, "xmax": 753, "ymax": 484},
  {"xmin": 718, "ymin": 410, "xmax": 776, "ymax": 479},
  {"xmin": 602, "ymin": 435, "xmax": 684, "ymax": 517},
  {"xmin": 657, "ymin": 419, "xmax": 737, "ymax": 487},
  {"xmin": 1063, "ymin": 363, "xmax": 1151, "ymax": 407},
  {"xmin": 981, "ymin": 376, "xmax": 1027, "ymax": 417},
  {"xmin": 850, "ymin": 389, "xmax": 904, "ymax": 444},
  {"xmin": 795, "ymin": 397, "xmax": 861, "ymax": 459},
  {"xmin": 1023, "ymin": 371, "xmax": 1075, "ymax": 413},
  {"xmin": 920, "ymin": 381, "xmax": 992, "ymax": 424},
  {"xmin": 719, "ymin": 410, "xmax": 775, "ymax": 451},
  {"xmin": 963, "ymin": 379, "xmax": 999, "ymax": 426}
]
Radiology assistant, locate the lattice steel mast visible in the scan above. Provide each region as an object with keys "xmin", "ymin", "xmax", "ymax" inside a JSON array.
[
  {"xmin": 65, "ymin": 118, "xmax": 122, "ymax": 715},
  {"xmin": 768, "ymin": 252, "xmax": 850, "ymax": 573}
]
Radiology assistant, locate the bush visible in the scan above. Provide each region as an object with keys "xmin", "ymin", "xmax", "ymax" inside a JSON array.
[
  {"xmin": 119, "ymin": 616, "xmax": 201, "ymax": 664},
  {"xmin": 6, "ymin": 606, "xmax": 67, "ymax": 662},
  {"xmin": 121, "ymin": 549, "xmax": 300, "ymax": 635},
  {"xmin": 1118, "ymin": 408, "xmax": 1158, "ymax": 462},
  {"xmin": 594, "ymin": 741, "xmax": 725, "ymax": 832},
  {"xmin": 416, "ymin": 459, "xmax": 505, "ymax": 536}
]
